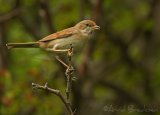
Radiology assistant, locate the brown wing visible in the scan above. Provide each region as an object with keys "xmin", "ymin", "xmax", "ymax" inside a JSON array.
[{"xmin": 39, "ymin": 27, "xmax": 76, "ymax": 42}]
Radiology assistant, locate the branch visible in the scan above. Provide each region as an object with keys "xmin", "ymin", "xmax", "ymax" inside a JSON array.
[
  {"xmin": 55, "ymin": 45, "xmax": 75, "ymax": 100},
  {"xmin": 32, "ymin": 82, "xmax": 73, "ymax": 115},
  {"xmin": 65, "ymin": 45, "xmax": 74, "ymax": 100},
  {"xmin": 32, "ymin": 46, "xmax": 75, "ymax": 115}
]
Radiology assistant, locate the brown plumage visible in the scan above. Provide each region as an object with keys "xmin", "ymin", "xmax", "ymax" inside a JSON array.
[{"xmin": 6, "ymin": 20, "xmax": 100, "ymax": 52}]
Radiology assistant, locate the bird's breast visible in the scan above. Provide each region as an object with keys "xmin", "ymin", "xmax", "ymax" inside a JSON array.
[{"xmin": 47, "ymin": 34, "xmax": 88, "ymax": 49}]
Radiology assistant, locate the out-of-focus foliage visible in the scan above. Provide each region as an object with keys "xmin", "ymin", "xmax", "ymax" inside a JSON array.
[{"xmin": 0, "ymin": 0, "xmax": 160, "ymax": 115}]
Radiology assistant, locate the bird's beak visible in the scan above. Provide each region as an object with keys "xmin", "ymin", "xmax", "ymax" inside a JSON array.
[{"xmin": 93, "ymin": 25, "xmax": 100, "ymax": 30}]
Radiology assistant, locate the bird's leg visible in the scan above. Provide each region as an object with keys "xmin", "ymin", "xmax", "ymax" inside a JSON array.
[
  {"xmin": 46, "ymin": 48, "xmax": 70, "ymax": 53},
  {"xmin": 46, "ymin": 44, "xmax": 74, "ymax": 54},
  {"xmin": 46, "ymin": 44, "xmax": 71, "ymax": 53}
]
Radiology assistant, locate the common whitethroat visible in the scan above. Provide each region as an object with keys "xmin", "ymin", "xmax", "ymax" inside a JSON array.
[{"xmin": 6, "ymin": 20, "xmax": 100, "ymax": 52}]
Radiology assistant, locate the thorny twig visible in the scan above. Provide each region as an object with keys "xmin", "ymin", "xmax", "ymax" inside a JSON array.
[{"xmin": 32, "ymin": 45, "xmax": 75, "ymax": 115}]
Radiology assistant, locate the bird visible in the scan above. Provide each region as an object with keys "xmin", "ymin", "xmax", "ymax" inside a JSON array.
[{"xmin": 6, "ymin": 20, "xmax": 100, "ymax": 53}]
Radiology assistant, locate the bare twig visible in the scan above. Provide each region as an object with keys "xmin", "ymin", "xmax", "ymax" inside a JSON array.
[
  {"xmin": 32, "ymin": 45, "xmax": 75, "ymax": 115},
  {"xmin": 32, "ymin": 82, "xmax": 73, "ymax": 115},
  {"xmin": 55, "ymin": 56, "xmax": 68, "ymax": 68},
  {"xmin": 65, "ymin": 45, "xmax": 74, "ymax": 100},
  {"xmin": 55, "ymin": 45, "xmax": 74, "ymax": 100}
]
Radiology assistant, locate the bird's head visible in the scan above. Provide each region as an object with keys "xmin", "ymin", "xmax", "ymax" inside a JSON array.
[{"xmin": 75, "ymin": 20, "xmax": 100, "ymax": 36}]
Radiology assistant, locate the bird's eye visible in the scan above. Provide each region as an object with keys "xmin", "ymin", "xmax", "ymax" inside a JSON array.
[{"xmin": 86, "ymin": 24, "xmax": 89, "ymax": 26}]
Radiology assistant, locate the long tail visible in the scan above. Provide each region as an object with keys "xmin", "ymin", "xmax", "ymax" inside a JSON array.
[{"xmin": 6, "ymin": 42, "xmax": 40, "ymax": 49}]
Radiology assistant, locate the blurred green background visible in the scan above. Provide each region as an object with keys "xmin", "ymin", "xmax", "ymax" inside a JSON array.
[{"xmin": 0, "ymin": 0, "xmax": 160, "ymax": 115}]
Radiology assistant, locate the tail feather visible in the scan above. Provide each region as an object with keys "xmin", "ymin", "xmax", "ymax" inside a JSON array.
[{"xmin": 6, "ymin": 42, "xmax": 39, "ymax": 49}]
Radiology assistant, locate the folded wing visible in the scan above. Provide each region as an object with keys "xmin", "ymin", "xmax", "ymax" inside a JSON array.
[{"xmin": 39, "ymin": 27, "xmax": 77, "ymax": 42}]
